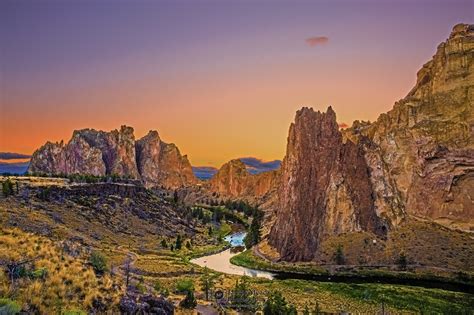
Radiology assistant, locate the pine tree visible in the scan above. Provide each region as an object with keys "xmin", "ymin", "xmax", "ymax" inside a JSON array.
[
  {"xmin": 334, "ymin": 245, "xmax": 345, "ymax": 265},
  {"xmin": 230, "ymin": 277, "xmax": 258, "ymax": 312},
  {"xmin": 263, "ymin": 291, "xmax": 296, "ymax": 315},
  {"xmin": 179, "ymin": 289, "xmax": 197, "ymax": 309},
  {"xmin": 161, "ymin": 239, "xmax": 168, "ymax": 249},
  {"xmin": 199, "ymin": 267, "xmax": 217, "ymax": 301},
  {"xmin": 175, "ymin": 235, "xmax": 182, "ymax": 250},
  {"xmin": 397, "ymin": 251, "xmax": 408, "ymax": 270}
]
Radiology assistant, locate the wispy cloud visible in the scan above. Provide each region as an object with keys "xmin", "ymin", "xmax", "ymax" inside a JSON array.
[
  {"xmin": 305, "ymin": 36, "xmax": 329, "ymax": 47},
  {"xmin": 192, "ymin": 166, "xmax": 218, "ymax": 180},
  {"xmin": 239, "ymin": 157, "xmax": 281, "ymax": 174},
  {"xmin": 338, "ymin": 122, "xmax": 349, "ymax": 129},
  {"xmin": 0, "ymin": 152, "xmax": 31, "ymax": 160}
]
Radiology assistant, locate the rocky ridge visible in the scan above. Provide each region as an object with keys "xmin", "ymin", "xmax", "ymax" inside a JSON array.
[{"xmin": 29, "ymin": 127, "xmax": 197, "ymax": 189}]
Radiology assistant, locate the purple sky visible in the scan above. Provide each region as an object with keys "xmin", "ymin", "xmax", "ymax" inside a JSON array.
[{"xmin": 1, "ymin": 0, "xmax": 473, "ymax": 166}]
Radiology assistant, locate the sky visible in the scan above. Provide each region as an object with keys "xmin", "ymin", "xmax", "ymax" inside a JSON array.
[{"xmin": 1, "ymin": 0, "xmax": 472, "ymax": 167}]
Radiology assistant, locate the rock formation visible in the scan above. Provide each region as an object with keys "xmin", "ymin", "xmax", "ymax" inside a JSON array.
[
  {"xmin": 343, "ymin": 23, "xmax": 474, "ymax": 225},
  {"xmin": 136, "ymin": 131, "xmax": 197, "ymax": 188},
  {"xmin": 269, "ymin": 107, "xmax": 384, "ymax": 261},
  {"xmin": 29, "ymin": 126, "xmax": 197, "ymax": 188},
  {"xmin": 208, "ymin": 159, "xmax": 279, "ymax": 201},
  {"xmin": 72, "ymin": 126, "xmax": 140, "ymax": 178},
  {"xmin": 269, "ymin": 23, "xmax": 473, "ymax": 262}
]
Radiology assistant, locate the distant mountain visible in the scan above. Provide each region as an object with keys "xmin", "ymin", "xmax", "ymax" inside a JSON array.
[
  {"xmin": 192, "ymin": 157, "xmax": 281, "ymax": 180},
  {"xmin": 0, "ymin": 152, "xmax": 31, "ymax": 160},
  {"xmin": 239, "ymin": 157, "xmax": 281, "ymax": 174},
  {"xmin": 0, "ymin": 162, "xmax": 30, "ymax": 175},
  {"xmin": 192, "ymin": 166, "xmax": 218, "ymax": 180}
]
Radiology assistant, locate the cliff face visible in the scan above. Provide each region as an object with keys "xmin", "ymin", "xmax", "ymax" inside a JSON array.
[
  {"xmin": 343, "ymin": 23, "xmax": 474, "ymax": 225},
  {"xmin": 71, "ymin": 126, "xmax": 140, "ymax": 178},
  {"xmin": 269, "ymin": 24, "xmax": 473, "ymax": 262},
  {"xmin": 208, "ymin": 159, "xmax": 280, "ymax": 201},
  {"xmin": 136, "ymin": 131, "xmax": 197, "ymax": 188},
  {"xmin": 269, "ymin": 107, "xmax": 384, "ymax": 262},
  {"xmin": 29, "ymin": 127, "xmax": 197, "ymax": 188}
]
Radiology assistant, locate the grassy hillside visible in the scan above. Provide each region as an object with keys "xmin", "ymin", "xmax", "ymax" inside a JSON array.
[{"xmin": 0, "ymin": 227, "xmax": 121, "ymax": 313}]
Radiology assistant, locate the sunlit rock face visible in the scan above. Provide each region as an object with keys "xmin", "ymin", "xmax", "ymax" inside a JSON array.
[
  {"xmin": 269, "ymin": 24, "xmax": 474, "ymax": 262},
  {"xmin": 268, "ymin": 107, "xmax": 384, "ymax": 262},
  {"xmin": 136, "ymin": 131, "xmax": 197, "ymax": 189},
  {"xmin": 29, "ymin": 127, "xmax": 197, "ymax": 188},
  {"xmin": 71, "ymin": 126, "xmax": 140, "ymax": 178},
  {"xmin": 343, "ymin": 23, "xmax": 474, "ymax": 225},
  {"xmin": 208, "ymin": 159, "xmax": 280, "ymax": 201}
]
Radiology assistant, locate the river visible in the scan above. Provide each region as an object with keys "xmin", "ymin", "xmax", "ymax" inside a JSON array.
[{"xmin": 191, "ymin": 232, "xmax": 274, "ymax": 279}]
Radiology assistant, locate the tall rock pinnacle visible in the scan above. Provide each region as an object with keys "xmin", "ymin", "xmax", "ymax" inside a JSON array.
[{"xmin": 269, "ymin": 107, "xmax": 383, "ymax": 262}]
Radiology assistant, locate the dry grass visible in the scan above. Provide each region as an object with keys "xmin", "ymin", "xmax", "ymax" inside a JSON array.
[{"xmin": 0, "ymin": 227, "xmax": 122, "ymax": 313}]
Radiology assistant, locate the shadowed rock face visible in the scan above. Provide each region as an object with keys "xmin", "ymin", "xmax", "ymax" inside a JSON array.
[
  {"xmin": 29, "ymin": 127, "xmax": 197, "ymax": 188},
  {"xmin": 269, "ymin": 107, "xmax": 383, "ymax": 262}
]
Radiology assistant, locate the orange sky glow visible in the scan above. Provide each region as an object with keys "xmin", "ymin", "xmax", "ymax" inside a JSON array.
[{"xmin": 1, "ymin": 0, "xmax": 472, "ymax": 167}]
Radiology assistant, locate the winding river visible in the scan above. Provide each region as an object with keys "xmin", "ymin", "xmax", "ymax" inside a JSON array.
[
  {"xmin": 191, "ymin": 232, "xmax": 274, "ymax": 279},
  {"xmin": 191, "ymin": 232, "xmax": 473, "ymax": 293}
]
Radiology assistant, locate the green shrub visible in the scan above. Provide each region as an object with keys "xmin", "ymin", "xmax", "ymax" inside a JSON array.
[
  {"xmin": 179, "ymin": 289, "xmax": 197, "ymax": 309},
  {"xmin": 31, "ymin": 267, "xmax": 48, "ymax": 279},
  {"xmin": 0, "ymin": 298, "xmax": 21, "ymax": 315},
  {"xmin": 89, "ymin": 251, "xmax": 107, "ymax": 274},
  {"xmin": 154, "ymin": 280, "xmax": 162, "ymax": 292},
  {"xmin": 2, "ymin": 179, "xmax": 14, "ymax": 197},
  {"xmin": 176, "ymin": 279, "xmax": 194, "ymax": 293},
  {"xmin": 334, "ymin": 245, "xmax": 345, "ymax": 265},
  {"xmin": 263, "ymin": 291, "xmax": 297, "ymax": 315},
  {"xmin": 64, "ymin": 310, "xmax": 87, "ymax": 315}
]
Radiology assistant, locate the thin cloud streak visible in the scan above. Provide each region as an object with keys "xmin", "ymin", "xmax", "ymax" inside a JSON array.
[{"xmin": 305, "ymin": 36, "xmax": 329, "ymax": 47}]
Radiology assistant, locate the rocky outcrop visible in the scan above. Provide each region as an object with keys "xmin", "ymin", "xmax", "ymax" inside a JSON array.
[
  {"xmin": 74, "ymin": 126, "xmax": 139, "ymax": 178},
  {"xmin": 28, "ymin": 137, "xmax": 106, "ymax": 177},
  {"xmin": 269, "ymin": 24, "xmax": 474, "ymax": 262},
  {"xmin": 208, "ymin": 159, "xmax": 279, "ymax": 201},
  {"xmin": 343, "ymin": 23, "xmax": 474, "ymax": 225},
  {"xmin": 136, "ymin": 131, "xmax": 197, "ymax": 188},
  {"xmin": 119, "ymin": 292, "xmax": 174, "ymax": 315},
  {"xmin": 269, "ymin": 107, "xmax": 384, "ymax": 262},
  {"xmin": 29, "ymin": 126, "xmax": 197, "ymax": 188}
]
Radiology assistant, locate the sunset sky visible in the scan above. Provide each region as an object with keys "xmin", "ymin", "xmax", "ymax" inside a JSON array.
[{"xmin": 1, "ymin": 0, "xmax": 472, "ymax": 167}]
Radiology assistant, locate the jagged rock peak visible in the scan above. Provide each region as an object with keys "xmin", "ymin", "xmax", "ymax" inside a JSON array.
[
  {"xmin": 269, "ymin": 106, "xmax": 385, "ymax": 262},
  {"xmin": 29, "ymin": 125, "xmax": 197, "ymax": 189}
]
